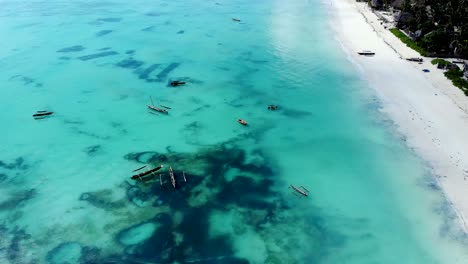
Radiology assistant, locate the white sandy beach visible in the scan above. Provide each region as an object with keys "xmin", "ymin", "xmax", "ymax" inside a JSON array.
[{"xmin": 329, "ymin": 0, "xmax": 468, "ymax": 232}]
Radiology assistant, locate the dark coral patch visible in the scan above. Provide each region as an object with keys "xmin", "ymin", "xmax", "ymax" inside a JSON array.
[
  {"xmin": 281, "ymin": 108, "xmax": 312, "ymax": 118},
  {"xmin": 79, "ymin": 246, "xmax": 101, "ymax": 263},
  {"xmin": 57, "ymin": 45, "xmax": 85, "ymax": 53},
  {"xmin": 155, "ymin": 63, "xmax": 180, "ymax": 82},
  {"xmin": 136, "ymin": 64, "xmax": 160, "ymax": 81},
  {"xmin": 46, "ymin": 242, "xmax": 82, "ymax": 264},
  {"xmin": 71, "ymin": 127, "xmax": 111, "ymax": 140},
  {"xmin": 145, "ymin": 12, "xmax": 163, "ymax": 16},
  {"xmin": 97, "ymin": 143, "xmax": 339, "ymax": 263},
  {"xmin": 9, "ymin": 75, "xmax": 42, "ymax": 87},
  {"xmin": 116, "ymin": 58, "xmax": 144, "ymax": 69},
  {"xmin": 68, "ymin": 139, "xmax": 342, "ymax": 263},
  {"xmin": 133, "ymin": 63, "xmax": 181, "ymax": 82},
  {"xmin": 6, "ymin": 227, "xmax": 34, "ymax": 263},
  {"xmin": 125, "ymin": 50, "xmax": 135, "ymax": 55},
  {"xmin": 0, "ymin": 157, "xmax": 28, "ymax": 170},
  {"xmin": 177, "ymin": 30, "xmax": 184, "ymax": 34},
  {"xmin": 79, "ymin": 190, "xmax": 125, "ymax": 210},
  {"xmin": 216, "ymin": 176, "xmax": 274, "ymax": 208},
  {"xmin": 123, "ymin": 221, "xmax": 174, "ymax": 262},
  {"xmin": 124, "ymin": 151, "xmax": 165, "ymax": 163},
  {"xmin": 78, "ymin": 51, "xmax": 118, "ymax": 61},
  {"xmin": 116, "ymin": 221, "xmax": 159, "ymax": 247},
  {"xmin": 141, "ymin": 26, "xmax": 154, "ymax": 32},
  {"xmin": 96, "ymin": 30, "xmax": 113, "ymax": 37},
  {"xmin": 0, "ymin": 173, "xmax": 7, "ymax": 183},
  {"xmin": 0, "ymin": 189, "xmax": 36, "ymax": 211},
  {"xmin": 84, "ymin": 145, "xmax": 102, "ymax": 156},
  {"xmin": 177, "ymin": 207, "xmax": 234, "ymax": 259},
  {"xmin": 97, "ymin": 17, "xmax": 122, "ymax": 22},
  {"xmin": 126, "ymin": 186, "xmax": 152, "ymax": 208}
]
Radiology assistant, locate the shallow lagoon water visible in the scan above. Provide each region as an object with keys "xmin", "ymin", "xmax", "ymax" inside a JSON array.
[{"xmin": 0, "ymin": 0, "xmax": 467, "ymax": 263}]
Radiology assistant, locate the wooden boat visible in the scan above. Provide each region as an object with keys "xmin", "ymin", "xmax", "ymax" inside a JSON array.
[
  {"xmin": 406, "ymin": 57, "xmax": 423, "ymax": 62},
  {"xmin": 232, "ymin": 18, "xmax": 241, "ymax": 22},
  {"xmin": 268, "ymin": 105, "xmax": 279, "ymax": 110},
  {"xmin": 238, "ymin": 119, "xmax": 248, "ymax": 126},
  {"xmin": 131, "ymin": 165, "xmax": 164, "ymax": 180},
  {"xmin": 170, "ymin": 81, "xmax": 186, "ymax": 87},
  {"xmin": 357, "ymin": 50, "xmax": 375, "ymax": 56},
  {"xmin": 169, "ymin": 166, "xmax": 176, "ymax": 188},
  {"xmin": 290, "ymin": 185, "xmax": 309, "ymax": 197},
  {"xmin": 147, "ymin": 105, "xmax": 169, "ymax": 114},
  {"xmin": 33, "ymin": 111, "xmax": 53, "ymax": 118}
]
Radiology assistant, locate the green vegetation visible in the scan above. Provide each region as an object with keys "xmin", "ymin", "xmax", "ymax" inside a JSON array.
[
  {"xmin": 444, "ymin": 68, "xmax": 468, "ymax": 95},
  {"xmin": 390, "ymin": 28, "xmax": 427, "ymax": 56},
  {"xmin": 430, "ymin": 59, "xmax": 468, "ymax": 95},
  {"xmin": 431, "ymin": 58, "xmax": 451, "ymax": 67},
  {"xmin": 390, "ymin": 0, "xmax": 468, "ymax": 59}
]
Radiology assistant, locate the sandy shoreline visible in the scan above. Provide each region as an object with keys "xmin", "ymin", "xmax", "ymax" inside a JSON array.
[{"xmin": 328, "ymin": 0, "xmax": 468, "ymax": 232}]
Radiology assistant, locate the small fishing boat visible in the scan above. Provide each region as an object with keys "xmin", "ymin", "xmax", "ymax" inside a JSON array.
[
  {"xmin": 406, "ymin": 57, "xmax": 423, "ymax": 62},
  {"xmin": 147, "ymin": 96, "xmax": 169, "ymax": 114},
  {"xmin": 169, "ymin": 166, "xmax": 176, "ymax": 188},
  {"xmin": 268, "ymin": 105, "xmax": 279, "ymax": 110},
  {"xmin": 33, "ymin": 111, "xmax": 53, "ymax": 118},
  {"xmin": 147, "ymin": 105, "xmax": 169, "ymax": 114},
  {"xmin": 357, "ymin": 50, "xmax": 375, "ymax": 56},
  {"xmin": 232, "ymin": 18, "xmax": 241, "ymax": 22},
  {"xmin": 238, "ymin": 119, "xmax": 248, "ymax": 126},
  {"xmin": 170, "ymin": 80, "xmax": 186, "ymax": 87},
  {"xmin": 290, "ymin": 185, "xmax": 309, "ymax": 197},
  {"xmin": 131, "ymin": 165, "xmax": 164, "ymax": 180}
]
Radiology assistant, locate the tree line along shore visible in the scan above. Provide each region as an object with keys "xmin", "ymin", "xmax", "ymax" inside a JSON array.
[{"xmin": 358, "ymin": 0, "xmax": 468, "ymax": 93}]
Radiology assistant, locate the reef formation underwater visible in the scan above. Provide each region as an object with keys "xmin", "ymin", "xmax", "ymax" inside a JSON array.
[{"xmin": 0, "ymin": 139, "xmax": 344, "ymax": 263}]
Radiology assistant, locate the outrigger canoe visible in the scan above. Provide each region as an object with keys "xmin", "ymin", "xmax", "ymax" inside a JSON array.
[
  {"xmin": 238, "ymin": 119, "xmax": 248, "ymax": 126},
  {"xmin": 169, "ymin": 166, "xmax": 176, "ymax": 188},
  {"xmin": 290, "ymin": 185, "xmax": 309, "ymax": 197},
  {"xmin": 147, "ymin": 105, "xmax": 169, "ymax": 114},
  {"xmin": 357, "ymin": 50, "xmax": 375, "ymax": 56},
  {"xmin": 131, "ymin": 165, "xmax": 164, "ymax": 180},
  {"xmin": 33, "ymin": 111, "xmax": 53, "ymax": 118}
]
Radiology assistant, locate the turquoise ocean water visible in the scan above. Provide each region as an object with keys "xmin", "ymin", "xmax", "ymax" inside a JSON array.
[{"xmin": 0, "ymin": 0, "xmax": 467, "ymax": 263}]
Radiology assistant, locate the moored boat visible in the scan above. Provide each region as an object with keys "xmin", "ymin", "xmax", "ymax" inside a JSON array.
[
  {"xmin": 147, "ymin": 105, "xmax": 169, "ymax": 114},
  {"xmin": 131, "ymin": 165, "xmax": 164, "ymax": 180},
  {"xmin": 238, "ymin": 119, "xmax": 248, "ymax": 126},
  {"xmin": 406, "ymin": 57, "xmax": 423, "ymax": 62},
  {"xmin": 268, "ymin": 105, "xmax": 279, "ymax": 110},
  {"xmin": 170, "ymin": 80, "xmax": 186, "ymax": 87},
  {"xmin": 169, "ymin": 166, "xmax": 176, "ymax": 188},
  {"xmin": 33, "ymin": 111, "xmax": 53, "ymax": 118},
  {"xmin": 290, "ymin": 184, "xmax": 309, "ymax": 197},
  {"xmin": 357, "ymin": 50, "xmax": 375, "ymax": 56}
]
